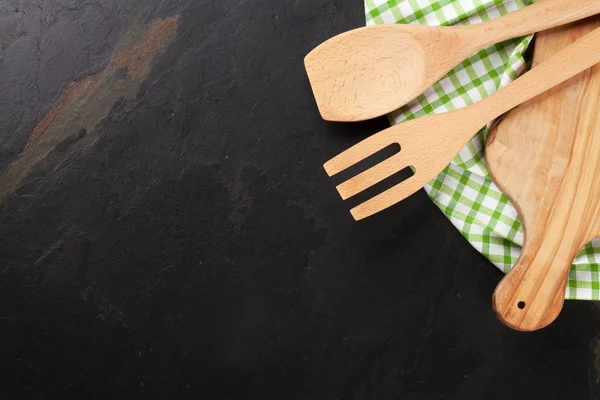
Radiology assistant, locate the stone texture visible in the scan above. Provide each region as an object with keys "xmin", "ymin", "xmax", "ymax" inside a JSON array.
[{"xmin": 0, "ymin": 1, "xmax": 599, "ymax": 398}]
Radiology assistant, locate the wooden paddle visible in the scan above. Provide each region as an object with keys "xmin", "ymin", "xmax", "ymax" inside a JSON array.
[
  {"xmin": 486, "ymin": 17, "xmax": 600, "ymax": 331},
  {"xmin": 305, "ymin": 0, "xmax": 600, "ymax": 122}
]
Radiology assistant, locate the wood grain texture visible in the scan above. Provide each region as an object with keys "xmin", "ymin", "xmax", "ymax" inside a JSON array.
[
  {"xmin": 325, "ymin": 25, "xmax": 600, "ymax": 221},
  {"xmin": 486, "ymin": 17, "xmax": 600, "ymax": 332},
  {"xmin": 305, "ymin": 0, "xmax": 600, "ymax": 122}
]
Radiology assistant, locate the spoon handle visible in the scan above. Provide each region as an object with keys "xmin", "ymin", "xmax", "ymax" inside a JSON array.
[
  {"xmin": 467, "ymin": 0, "xmax": 600, "ymax": 50},
  {"xmin": 470, "ymin": 25, "xmax": 600, "ymax": 128}
]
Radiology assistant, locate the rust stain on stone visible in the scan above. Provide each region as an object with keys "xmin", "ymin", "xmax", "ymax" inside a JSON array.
[
  {"xmin": 111, "ymin": 15, "xmax": 179, "ymax": 79},
  {"xmin": 0, "ymin": 14, "xmax": 179, "ymax": 201},
  {"xmin": 28, "ymin": 78, "xmax": 97, "ymax": 146},
  {"xmin": 27, "ymin": 14, "xmax": 178, "ymax": 148}
]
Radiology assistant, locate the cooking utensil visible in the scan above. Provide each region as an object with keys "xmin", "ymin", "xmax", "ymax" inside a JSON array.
[
  {"xmin": 324, "ymin": 25, "xmax": 600, "ymax": 221},
  {"xmin": 487, "ymin": 17, "xmax": 600, "ymax": 331},
  {"xmin": 305, "ymin": 0, "xmax": 600, "ymax": 122}
]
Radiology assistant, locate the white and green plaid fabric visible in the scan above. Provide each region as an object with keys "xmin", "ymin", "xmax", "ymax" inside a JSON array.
[{"xmin": 364, "ymin": 0, "xmax": 600, "ymax": 300}]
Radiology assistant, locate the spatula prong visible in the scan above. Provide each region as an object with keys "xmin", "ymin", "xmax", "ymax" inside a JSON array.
[
  {"xmin": 323, "ymin": 130, "xmax": 397, "ymax": 177},
  {"xmin": 336, "ymin": 154, "xmax": 407, "ymax": 200},
  {"xmin": 349, "ymin": 173, "xmax": 425, "ymax": 220}
]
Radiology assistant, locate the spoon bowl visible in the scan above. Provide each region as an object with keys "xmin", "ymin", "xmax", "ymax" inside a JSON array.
[{"xmin": 305, "ymin": 25, "xmax": 459, "ymax": 121}]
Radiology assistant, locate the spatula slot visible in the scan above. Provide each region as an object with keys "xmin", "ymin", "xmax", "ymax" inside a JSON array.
[
  {"xmin": 346, "ymin": 166, "xmax": 416, "ymax": 209},
  {"xmin": 331, "ymin": 143, "xmax": 401, "ymax": 184}
]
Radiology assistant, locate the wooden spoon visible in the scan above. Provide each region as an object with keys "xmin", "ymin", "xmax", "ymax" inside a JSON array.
[
  {"xmin": 305, "ymin": 0, "xmax": 600, "ymax": 122},
  {"xmin": 486, "ymin": 17, "xmax": 600, "ymax": 331}
]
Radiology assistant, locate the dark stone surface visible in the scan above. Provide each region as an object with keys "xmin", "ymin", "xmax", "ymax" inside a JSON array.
[{"xmin": 1, "ymin": 1, "xmax": 600, "ymax": 399}]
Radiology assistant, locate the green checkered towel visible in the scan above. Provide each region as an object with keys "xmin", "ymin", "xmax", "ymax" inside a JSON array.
[{"xmin": 364, "ymin": 0, "xmax": 600, "ymax": 300}]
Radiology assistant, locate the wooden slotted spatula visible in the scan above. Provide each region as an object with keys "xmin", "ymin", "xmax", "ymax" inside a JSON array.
[
  {"xmin": 486, "ymin": 17, "xmax": 600, "ymax": 331},
  {"xmin": 325, "ymin": 25, "xmax": 600, "ymax": 221},
  {"xmin": 305, "ymin": 0, "xmax": 600, "ymax": 122}
]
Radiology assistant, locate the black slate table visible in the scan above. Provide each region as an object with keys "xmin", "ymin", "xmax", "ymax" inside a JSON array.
[{"xmin": 1, "ymin": 1, "xmax": 600, "ymax": 398}]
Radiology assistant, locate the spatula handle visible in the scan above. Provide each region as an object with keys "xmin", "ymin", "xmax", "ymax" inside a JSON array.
[
  {"xmin": 471, "ymin": 25, "xmax": 600, "ymax": 128},
  {"xmin": 470, "ymin": 0, "xmax": 600, "ymax": 50}
]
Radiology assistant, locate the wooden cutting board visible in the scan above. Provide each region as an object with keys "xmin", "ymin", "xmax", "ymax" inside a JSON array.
[{"xmin": 486, "ymin": 17, "xmax": 600, "ymax": 331}]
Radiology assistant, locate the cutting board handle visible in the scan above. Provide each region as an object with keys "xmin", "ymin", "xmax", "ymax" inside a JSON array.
[{"xmin": 491, "ymin": 242, "xmax": 577, "ymax": 331}]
